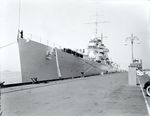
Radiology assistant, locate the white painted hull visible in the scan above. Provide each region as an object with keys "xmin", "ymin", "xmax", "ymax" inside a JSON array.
[{"xmin": 18, "ymin": 38, "xmax": 112, "ymax": 83}]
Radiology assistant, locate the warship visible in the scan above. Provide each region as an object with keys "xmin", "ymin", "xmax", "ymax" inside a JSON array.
[
  {"xmin": 2, "ymin": 2, "xmax": 150, "ymax": 116},
  {"xmin": 9, "ymin": 0, "xmax": 118, "ymax": 83},
  {"xmin": 17, "ymin": 29, "xmax": 117, "ymax": 83}
]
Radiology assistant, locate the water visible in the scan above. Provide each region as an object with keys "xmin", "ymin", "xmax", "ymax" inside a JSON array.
[{"xmin": 0, "ymin": 71, "xmax": 22, "ymax": 84}]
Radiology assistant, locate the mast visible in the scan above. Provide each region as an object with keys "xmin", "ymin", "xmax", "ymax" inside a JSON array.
[
  {"xmin": 18, "ymin": 0, "xmax": 21, "ymax": 30},
  {"xmin": 95, "ymin": 11, "xmax": 98, "ymax": 37},
  {"xmin": 17, "ymin": 0, "xmax": 24, "ymax": 39},
  {"xmin": 86, "ymin": 10, "xmax": 109, "ymax": 39},
  {"xmin": 100, "ymin": 33, "xmax": 107, "ymax": 43}
]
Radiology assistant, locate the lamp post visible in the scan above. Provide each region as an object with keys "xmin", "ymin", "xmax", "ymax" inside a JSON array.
[{"xmin": 125, "ymin": 34, "xmax": 140, "ymax": 63}]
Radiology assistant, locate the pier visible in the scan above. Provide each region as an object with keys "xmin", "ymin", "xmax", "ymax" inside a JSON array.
[{"xmin": 1, "ymin": 72, "xmax": 149, "ymax": 116}]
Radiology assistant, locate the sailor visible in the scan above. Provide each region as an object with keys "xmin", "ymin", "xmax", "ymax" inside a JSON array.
[
  {"xmin": 20, "ymin": 30, "xmax": 23, "ymax": 38},
  {"xmin": 81, "ymin": 72, "xmax": 84, "ymax": 78}
]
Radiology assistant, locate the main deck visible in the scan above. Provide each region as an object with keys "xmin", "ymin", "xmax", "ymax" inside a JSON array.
[{"xmin": 1, "ymin": 72, "xmax": 149, "ymax": 116}]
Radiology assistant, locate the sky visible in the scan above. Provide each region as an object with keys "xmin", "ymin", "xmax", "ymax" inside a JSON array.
[{"xmin": 0, "ymin": 0, "xmax": 150, "ymax": 71}]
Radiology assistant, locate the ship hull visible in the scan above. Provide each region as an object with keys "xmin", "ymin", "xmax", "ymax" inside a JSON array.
[{"xmin": 18, "ymin": 38, "xmax": 111, "ymax": 83}]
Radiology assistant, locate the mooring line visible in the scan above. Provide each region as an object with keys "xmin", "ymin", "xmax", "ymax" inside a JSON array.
[{"xmin": 0, "ymin": 41, "xmax": 17, "ymax": 49}]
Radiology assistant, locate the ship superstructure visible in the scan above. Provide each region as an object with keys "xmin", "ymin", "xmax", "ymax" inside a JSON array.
[{"xmin": 87, "ymin": 34, "xmax": 110, "ymax": 65}]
